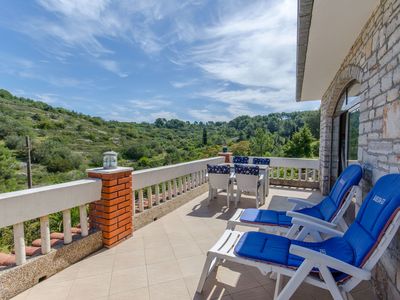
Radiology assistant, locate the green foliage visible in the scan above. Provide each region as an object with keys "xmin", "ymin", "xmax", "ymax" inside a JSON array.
[
  {"xmin": 202, "ymin": 127, "xmax": 208, "ymax": 145},
  {"xmin": 230, "ymin": 141, "xmax": 250, "ymax": 156},
  {"xmin": 284, "ymin": 126, "xmax": 315, "ymax": 158},
  {"xmin": 249, "ymin": 128, "xmax": 274, "ymax": 156},
  {"xmin": 0, "ymin": 144, "xmax": 19, "ymax": 192}
]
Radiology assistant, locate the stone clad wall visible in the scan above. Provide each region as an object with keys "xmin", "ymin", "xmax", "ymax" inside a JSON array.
[{"xmin": 319, "ymin": 0, "xmax": 400, "ymax": 298}]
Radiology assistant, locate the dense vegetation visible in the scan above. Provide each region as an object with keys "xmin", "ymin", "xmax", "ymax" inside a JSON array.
[
  {"xmin": 0, "ymin": 88, "xmax": 320, "ymax": 193},
  {"xmin": 0, "ymin": 89, "xmax": 320, "ymax": 253}
]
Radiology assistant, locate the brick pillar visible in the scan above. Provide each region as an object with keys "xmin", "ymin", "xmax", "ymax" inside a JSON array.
[
  {"xmin": 218, "ymin": 152, "xmax": 232, "ymax": 163},
  {"xmin": 87, "ymin": 167, "xmax": 133, "ymax": 248}
]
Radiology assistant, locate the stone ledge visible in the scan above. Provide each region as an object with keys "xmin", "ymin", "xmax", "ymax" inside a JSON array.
[
  {"xmin": 133, "ymin": 184, "xmax": 209, "ymax": 230},
  {"xmin": 0, "ymin": 231, "xmax": 103, "ymax": 300}
]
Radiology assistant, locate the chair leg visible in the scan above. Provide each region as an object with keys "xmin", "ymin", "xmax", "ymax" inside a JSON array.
[
  {"xmin": 273, "ymin": 273, "xmax": 282, "ymax": 300},
  {"xmin": 276, "ymin": 259, "xmax": 313, "ymax": 300},
  {"xmin": 226, "ymin": 185, "xmax": 230, "ymax": 208},
  {"xmin": 236, "ymin": 190, "xmax": 241, "ymax": 205},
  {"xmin": 207, "ymin": 184, "xmax": 212, "ymax": 205},
  {"xmin": 319, "ymin": 265, "xmax": 346, "ymax": 300},
  {"xmin": 197, "ymin": 254, "xmax": 218, "ymax": 294}
]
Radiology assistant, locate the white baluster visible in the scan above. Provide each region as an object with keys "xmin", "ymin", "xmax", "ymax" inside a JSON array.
[
  {"xmin": 147, "ymin": 186, "xmax": 153, "ymax": 208},
  {"xmin": 291, "ymin": 168, "xmax": 294, "ymax": 180},
  {"xmin": 284, "ymin": 168, "xmax": 287, "ymax": 179},
  {"xmin": 40, "ymin": 216, "xmax": 51, "ymax": 254},
  {"xmin": 183, "ymin": 176, "xmax": 187, "ymax": 193},
  {"xmin": 305, "ymin": 168, "xmax": 309, "ymax": 181},
  {"xmin": 155, "ymin": 184, "xmax": 160, "ymax": 205},
  {"xmin": 79, "ymin": 205, "xmax": 88, "ymax": 237},
  {"xmin": 179, "ymin": 177, "xmax": 183, "ymax": 194},
  {"xmin": 139, "ymin": 189, "xmax": 144, "ymax": 212},
  {"xmin": 191, "ymin": 173, "xmax": 195, "ymax": 188},
  {"xmin": 173, "ymin": 179, "xmax": 178, "ymax": 196},
  {"xmin": 313, "ymin": 169, "xmax": 317, "ymax": 182},
  {"xmin": 168, "ymin": 181, "xmax": 173, "ymax": 199},
  {"xmin": 63, "ymin": 209, "xmax": 72, "ymax": 244},
  {"xmin": 162, "ymin": 182, "xmax": 167, "ymax": 202},
  {"xmin": 298, "ymin": 168, "xmax": 302, "ymax": 181},
  {"xmin": 13, "ymin": 222, "xmax": 26, "ymax": 265}
]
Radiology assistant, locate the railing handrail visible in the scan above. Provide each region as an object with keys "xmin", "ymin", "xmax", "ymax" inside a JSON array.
[
  {"xmin": 132, "ymin": 156, "xmax": 224, "ymax": 190},
  {"xmin": 0, "ymin": 179, "xmax": 101, "ymax": 228},
  {"xmin": 268, "ymin": 157, "xmax": 319, "ymax": 169}
]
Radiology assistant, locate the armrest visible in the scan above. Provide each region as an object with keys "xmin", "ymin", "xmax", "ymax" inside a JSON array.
[
  {"xmin": 286, "ymin": 211, "xmax": 337, "ymax": 229},
  {"xmin": 290, "ymin": 217, "xmax": 344, "ymax": 237},
  {"xmin": 289, "ymin": 245, "xmax": 371, "ymax": 280},
  {"xmin": 287, "ymin": 198, "xmax": 315, "ymax": 209}
]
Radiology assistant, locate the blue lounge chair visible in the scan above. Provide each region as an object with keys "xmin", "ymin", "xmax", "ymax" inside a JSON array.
[
  {"xmin": 197, "ymin": 173, "xmax": 400, "ymax": 300},
  {"xmin": 228, "ymin": 164, "xmax": 363, "ymax": 239}
]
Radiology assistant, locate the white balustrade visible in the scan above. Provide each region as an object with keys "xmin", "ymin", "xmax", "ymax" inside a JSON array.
[
  {"xmin": 0, "ymin": 179, "xmax": 101, "ymax": 265},
  {"xmin": 131, "ymin": 157, "xmax": 224, "ymax": 214}
]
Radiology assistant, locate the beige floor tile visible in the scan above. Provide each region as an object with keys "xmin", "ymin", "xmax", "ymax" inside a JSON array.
[
  {"xmin": 114, "ymin": 236, "xmax": 144, "ymax": 253},
  {"xmin": 22, "ymin": 280, "xmax": 73, "ymax": 300},
  {"xmin": 184, "ymin": 273, "xmax": 230, "ymax": 300},
  {"xmin": 216, "ymin": 265, "xmax": 261, "ymax": 293},
  {"xmin": 177, "ymin": 254, "xmax": 206, "ymax": 277},
  {"xmin": 145, "ymin": 245, "xmax": 175, "ymax": 264},
  {"xmin": 230, "ymin": 286, "xmax": 273, "ymax": 300},
  {"xmin": 43, "ymin": 263, "xmax": 81, "ymax": 284},
  {"xmin": 67, "ymin": 273, "xmax": 111, "ymax": 300},
  {"xmin": 113, "ymin": 249, "xmax": 146, "ymax": 271},
  {"xmin": 147, "ymin": 260, "xmax": 183, "ymax": 285},
  {"xmin": 109, "ymin": 287, "xmax": 150, "ymax": 300},
  {"xmin": 148, "ymin": 278, "xmax": 191, "ymax": 300},
  {"xmin": 11, "ymin": 290, "xmax": 29, "ymax": 300},
  {"xmin": 172, "ymin": 242, "xmax": 203, "ymax": 259},
  {"xmin": 143, "ymin": 234, "xmax": 171, "ymax": 249},
  {"xmin": 77, "ymin": 253, "xmax": 115, "ymax": 278},
  {"xmin": 109, "ymin": 265, "xmax": 148, "ymax": 295}
]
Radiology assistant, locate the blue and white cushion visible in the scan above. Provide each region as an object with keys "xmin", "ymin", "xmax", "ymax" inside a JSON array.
[
  {"xmin": 253, "ymin": 157, "xmax": 270, "ymax": 165},
  {"xmin": 233, "ymin": 156, "xmax": 249, "ymax": 164},
  {"xmin": 235, "ymin": 164, "xmax": 260, "ymax": 176},
  {"xmin": 207, "ymin": 164, "xmax": 230, "ymax": 174}
]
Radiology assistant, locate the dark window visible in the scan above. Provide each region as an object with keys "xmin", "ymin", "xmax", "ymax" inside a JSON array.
[{"xmin": 338, "ymin": 82, "xmax": 360, "ymax": 173}]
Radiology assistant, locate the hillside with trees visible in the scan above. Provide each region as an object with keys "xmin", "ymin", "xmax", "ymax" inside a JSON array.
[{"xmin": 0, "ymin": 89, "xmax": 320, "ymax": 193}]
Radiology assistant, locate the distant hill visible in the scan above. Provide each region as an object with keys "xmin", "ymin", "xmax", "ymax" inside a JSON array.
[{"xmin": 0, "ymin": 89, "xmax": 320, "ymax": 192}]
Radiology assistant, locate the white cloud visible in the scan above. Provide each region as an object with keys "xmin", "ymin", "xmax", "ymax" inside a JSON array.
[
  {"xmin": 129, "ymin": 99, "xmax": 171, "ymax": 110},
  {"xmin": 98, "ymin": 60, "xmax": 128, "ymax": 77},
  {"xmin": 170, "ymin": 79, "xmax": 199, "ymax": 88},
  {"xmin": 188, "ymin": 109, "xmax": 230, "ymax": 122},
  {"xmin": 183, "ymin": 0, "xmax": 297, "ymax": 90}
]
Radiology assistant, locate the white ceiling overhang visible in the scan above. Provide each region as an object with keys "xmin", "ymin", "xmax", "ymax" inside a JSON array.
[{"xmin": 296, "ymin": 0, "xmax": 379, "ymax": 101}]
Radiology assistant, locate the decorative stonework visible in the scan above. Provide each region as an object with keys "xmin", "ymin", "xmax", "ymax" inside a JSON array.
[
  {"xmin": 87, "ymin": 167, "xmax": 133, "ymax": 247},
  {"xmin": 318, "ymin": 0, "xmax": 400, "ymax": 298}
]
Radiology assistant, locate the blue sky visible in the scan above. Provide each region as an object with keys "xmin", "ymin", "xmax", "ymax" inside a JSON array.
[{"xmin": 0, "ymin": 0, "xmax": 319, "ymax": 123}]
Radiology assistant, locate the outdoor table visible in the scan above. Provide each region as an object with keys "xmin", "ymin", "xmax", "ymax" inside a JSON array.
[{"xmin": 219, "ymin": 163, "xmax": 270, "ymax": 201}]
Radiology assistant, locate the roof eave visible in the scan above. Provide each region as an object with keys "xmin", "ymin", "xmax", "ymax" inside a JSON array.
[{"xmin": 296, "ymin": 0, "xmax": 314, "ymax": 102}]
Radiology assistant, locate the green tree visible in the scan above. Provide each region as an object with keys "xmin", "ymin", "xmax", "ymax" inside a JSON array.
[
  {"xmin": 231, "ymin": 141, "xmax": 250, "ymax": 156},
  {"xmin": 202, "ymin": 127, "xmax": 208, "ymax": 145},
  {"xmin": 0, "ymin": 144, "xmax": 19, "ymax": 192},
  {"xmin": 284, "ymin": 126, "xmax": 315, "ymax": 158},
  {"xmin": 249, "ymin": 128, "xmax": 274, "ymax": 156}
]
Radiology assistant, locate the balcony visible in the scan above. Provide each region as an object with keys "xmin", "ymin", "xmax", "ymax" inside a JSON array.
[{"xmin": 0, "ymin": 157, "xmax": 375, "ymax": 300}]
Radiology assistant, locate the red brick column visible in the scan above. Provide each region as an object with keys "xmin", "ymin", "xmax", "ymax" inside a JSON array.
[
  {"xmin": 218, "ymin": 152, "xmax": 232, "ymax": 163},
  {"xmin": 87, "ymin": 167, "xmax": 133, "ymax": 248}
]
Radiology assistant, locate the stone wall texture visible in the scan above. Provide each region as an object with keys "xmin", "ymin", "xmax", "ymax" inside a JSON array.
[{"xmin": 319, "ymin": 0, "xmax": 400, "ymax": 298}]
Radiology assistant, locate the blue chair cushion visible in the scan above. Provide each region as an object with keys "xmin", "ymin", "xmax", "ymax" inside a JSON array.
[
  {"xmin": 253, "ymin": 157, "xmax": 270, "ymax": 165},
  {"xmin": 240, "ymin": 208, "xmax": 292, "ymax": 227},
  {"xmin": 344, "ymin": 173, "xmax": 400, "ymax": 267},
  {"xmin": 239, "ymin": 164, "xmax": 362, "ymax": 227},
  {"xmin": 235, "ymin": 164, "xmax": 260, "ymax": 176},
  {"xmin": 233, "ymin": 156, "xmax": 249, "ymax": 164},
  {"xmin": 207, "ymin": 164, "xmax": 230, "ymax": 174},
  {"xmin": 235, "ymin": 231, "xmax": 354, "ymax": 281}
]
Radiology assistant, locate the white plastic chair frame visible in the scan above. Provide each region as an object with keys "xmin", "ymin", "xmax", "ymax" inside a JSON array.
[
  {"xmin": 235, "ymin": 172, "xmax": 265, "ymax": 209},
  {"xmin": 227, "ymin": 185, "xmax": 360, "ymax": 239},
  {"xmin": 197, "ymin": 210, "xmax": 400, "ymax": 300},
  {"xmin": 207, "ymin": 172, "xmax": 234, "ymax": 208}
]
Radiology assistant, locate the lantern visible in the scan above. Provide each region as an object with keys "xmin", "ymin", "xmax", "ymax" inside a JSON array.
[{"xmin": 103, "ymin": 151, "xmax": 118, "ymax": 169}]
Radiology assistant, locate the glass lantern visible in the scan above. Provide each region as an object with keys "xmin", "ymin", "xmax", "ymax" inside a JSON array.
[{"xmin": 103, "ymin": 151, "xmax": 118, "ymax": 169}]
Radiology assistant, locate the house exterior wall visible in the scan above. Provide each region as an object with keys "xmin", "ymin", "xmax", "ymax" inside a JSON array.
[{"xmin": 319, "ymin": 0, "xmax": 400, "ymax": 298}]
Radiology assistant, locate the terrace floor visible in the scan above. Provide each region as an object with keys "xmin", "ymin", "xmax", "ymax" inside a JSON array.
[{"xmin": 12, "ymin": 187, "xmax": 376, "ymax": 300}]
